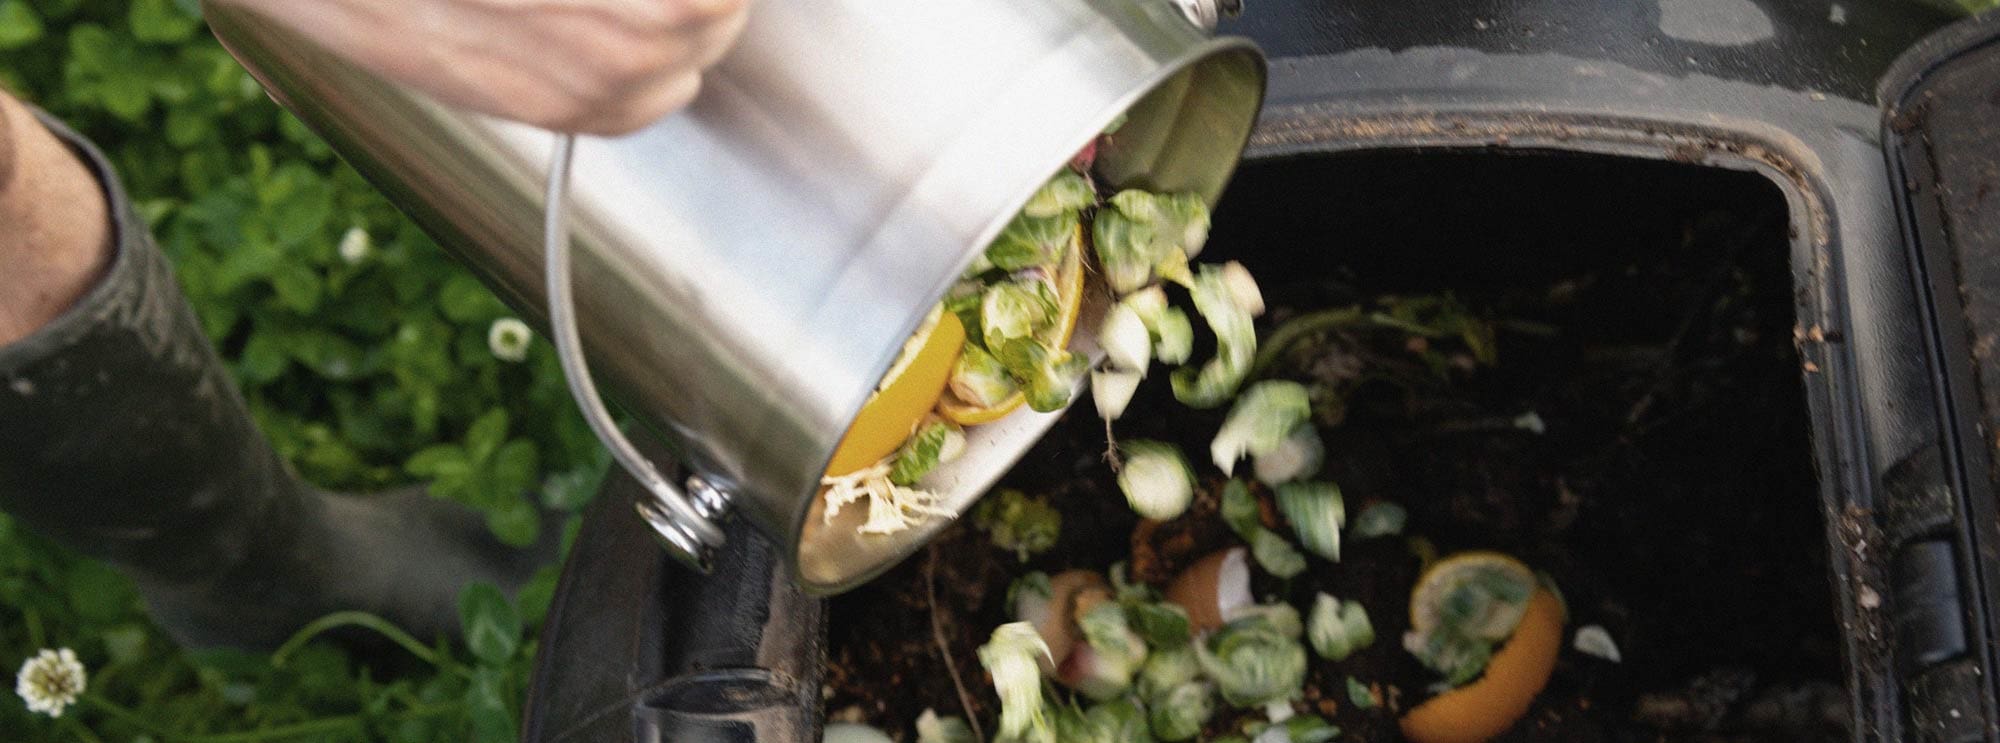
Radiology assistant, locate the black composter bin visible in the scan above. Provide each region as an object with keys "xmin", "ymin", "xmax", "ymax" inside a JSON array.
[{"xmin": 523, "ymin": 4, "xmax": 2000, "ymax": 742}]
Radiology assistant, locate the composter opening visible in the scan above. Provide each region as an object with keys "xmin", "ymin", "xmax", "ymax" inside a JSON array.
[
  {"xmin": 793, "ymin": 43, "xmax": 1264, "ymax": 594},
  {"xmin": 822, "ymin": 149, "xmax": 1850, "ymax": 742}
]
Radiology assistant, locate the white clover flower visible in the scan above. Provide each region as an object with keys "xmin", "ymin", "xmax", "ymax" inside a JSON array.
[
  {"xmin": 487, "ymin": 318, "xmax": 532, "ymax": 362},
  {"xmin": 337, "ymin": 226, "xmax": 371, "ymax": 265},
  {"xmin": 16, "ymin": 648, "xmax": 85, "ymax": 718}
]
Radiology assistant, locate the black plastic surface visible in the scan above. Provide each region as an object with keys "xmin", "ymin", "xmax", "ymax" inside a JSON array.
[
  {"xmin": 522, "ymin": 460, "xmax": 823, "ymax": 743},
  {"xmin": 525, "ymin": 3, "xmax": 2000, "ymax": 742},
  {"xmin": 1879, "ymin": 9, "xmax": 2000, "ymax": 741},
  {"xmin": 1892, "ymin": 539, "xmax": 1969, "ymax": 675}
]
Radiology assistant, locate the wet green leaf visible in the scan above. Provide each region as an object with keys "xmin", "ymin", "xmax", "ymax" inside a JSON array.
[
  {"xmin": 0, "ymin": 1, "xmax": 44, "ymax": 48},
  {"xmin": 458, "ymin": 583, "xmax": 520, "ymax": 665},
  {"xmin": 128, "ymin": 0, "xmax": 197, "ymax": 43}
]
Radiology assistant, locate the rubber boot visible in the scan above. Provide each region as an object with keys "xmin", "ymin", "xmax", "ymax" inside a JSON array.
[{"xmin": 0, "ymin": 110, "xmax": 554, "ymax": 649}]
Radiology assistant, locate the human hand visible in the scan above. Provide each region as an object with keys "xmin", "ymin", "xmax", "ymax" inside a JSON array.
[{"xmin": 212, "ymin": 0, "xmax": 750, "ymax": 135}]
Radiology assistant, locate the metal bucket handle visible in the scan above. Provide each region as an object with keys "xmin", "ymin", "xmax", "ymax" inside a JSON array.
[{"xmin": 543, "ymin": 134, "xmax": 731, "ymax": 571}]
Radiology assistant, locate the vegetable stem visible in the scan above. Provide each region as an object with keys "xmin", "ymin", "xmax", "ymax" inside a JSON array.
[{"xmin": 271, "ymin": 610, "xmax": 446, "ymax": 671}]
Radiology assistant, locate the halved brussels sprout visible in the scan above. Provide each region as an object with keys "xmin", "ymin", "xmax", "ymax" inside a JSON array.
[
  {"xmin": 889, "ymin": 418, "xmax": 966, "ymax": 485},
  {"xmin": 1274, "ymin": 481, "xmax": 1345, "ymax": 563},
  {"xmin": 995, "ymin": 338, "xmax": 1088, "ymax": 413},
  {"xmin": 978, "ymin": 622, "xmax": 1055, "ymax": 743},
  {"xmin": 1118, "ymin": 440, "xmax": 1196, "ymax": 521},
  {"xmin": 1196, "ymin": 615, "xmax": 1309, "ymax": 709},
  {"xmin": 951, "ymin": 344, "xmax": 1019, "ymax": 407},
  {"xmin": 1211, "ymin": 380, "xmax": 1312, "ymax": 475}
]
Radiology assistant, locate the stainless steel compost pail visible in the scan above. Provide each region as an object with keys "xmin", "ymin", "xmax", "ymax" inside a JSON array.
[{"xmin": 205, "ymin": 0, "xmax": 1266, "ymax": 593}]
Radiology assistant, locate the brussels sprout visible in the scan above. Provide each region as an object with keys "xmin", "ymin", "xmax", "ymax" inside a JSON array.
[
  {"xmin": 951, "ymin": 343, "xmax": 1018, "ymax": 407},
  {"xmin": 1092, "ymin": 208, "xmax": 1160, "ymax": 295},
  {"xmin": 1211, "ymin": 381, "xmax": 1312, "ymax": 476},
  {"xmin": 983, "ymin": 277, "xmax": 1059, "ymax": 344},
  {"xmin": 1109, "ymin": 189, "xmax": 1168, "ymax": 222},
  {"xmin": 1150, "ymin": 681, "xmax": 1216, "ymax": 742},
  {"xmin": 1009, "ymin": 571, "xmax": 1053, "ymax": 622},
  {"xmin": 1274, "ymin": 481, "xmax": 1345, "ymax": 562},
  {"xmin": 1254, "ymin": 426, "xmax": 1324, "ymax": 487},
  {"xmin": 1404, "ymin": 627, "xmax": 1494, "ymax": 687},
  {"xmin": 1103, "ymin": 190, "xmax": 1211, "ymax": 281},
  {"xmin": 1152, "ymin": 308, "xmax": 1194, "ymax": 365},
  {"xmin": 889, "ymin": 419, "xmax": 966, "ymax": 485},
  {"xmin": 1127, "ymin": 601, "xmax": 1193, "ymax": 648},
  {"xmin": 1024, "ymin": 171, "xmax": 1096, "ymax": 219},
  {"xmin": 996, "ymin": 338, "xmax": 1088, "ymax": 413},
  {"xmin": 1248, "ymin": 530, "xmax": 1307, "ymax": 579},
  {"xmin": 986, "ymin": 211, "xmax": 1080, "ymax": 272},
  {"xmin": 1307, "ymin": 593, "xmax": 1376, "ymax": 662},
  {"xmin": 1109, "ymin": 562, "xmax": 1152, "ymax": 602},
  {"xmin": 1118, "ymin": 440, "xmax": 1196, "ymax": 521},
  {"xmin": 1344, "ymin": 677, "xmax": 1377, "ymax": 710},
  {"xmin": 1092, "ymin": 367, "xmax": 1143, "ymax": 422},
  {"xmin": 1100, "ymin": 301, "xmax": 1154, "ymax": 372},
  {"xmin": 1280, "ymin": 714, "xmax": 1341, "ymax": 743},
  {"xmin": 1166, "ymin": 194, "xmax": 1214, "ymax": 259},
  {"xmin": 1139, "ymin": 644, "xmax": 1201, "ymax": 700},
  {"xmin": 823, "ymin": 723, "xmax": 895, "ymax": 743},
  {"xmin": 1068, "ymin": 603, "xmax": 1150, "ymax": 701},
  {"xmin": 975, "ymin": 490, "xmax": 1062, "ymax": 561},
  {"xmin": 1109, "ymin": 191, "xmax": 1212, "ymax": 259},
  {"xmin": 1219, "ymin": 260, "xmax": 1264, "ymax": 315},
  {"xmin": 978, "ymin": 623, "xmax": 1055, "ymax": 743},
  {"xmin": 1403, "ymin": 563, "xmax": 1537, "ymax": 685},
  {"xmin": 1219, "ymin": 479, "xmax": 1263, "ymax": 539},
  {"xmin": 1232, "ymin": 602, "xmax": 1303, "ymax": 640},
  {"xmin": 1196, "ymin": 615, "xmax": 1309, "ymax": 708},
  {"xmin": 1216, "ymin": 481, "xmax": 1307, "ymax": 577},
  {"xmin": 916, "ymin": 709, "xmax": 976, "ymax": 743},
  {"xmin": 1348, "ymin": 502, "xmax": 1408, "ymax": 539},
  {"xmin": 1122, "ymin": 285, "xmax": 1170, "ymax": 321},
  {"xmin": 1084, "ymin": 697, "xmax": 1153, "ymax": 743},
  {"xmin": 962, "ymin": 250, "xmax": 996, "ymax": 278},
  {"xmin": 1154, "ymin": 247, "xmax": 1195, "ymax": 289},
  {"xmin": 1172, "ymin": 264, "xmax": 1260, "ymax": 408},
  {"xmin": 1436, "ymin": 568, "xmax": 1535, "ymax": 642},
  {"xmin": 1113, "ymin": 288, "xmax": 1193, "ymax": 365},
  {"xmin": 1053, "ymin": 703, "xmax": 1098, "ymax": 743},
  {"xmin": 944, "ymin": 284, "xmax": 988, "ymax": 350}
]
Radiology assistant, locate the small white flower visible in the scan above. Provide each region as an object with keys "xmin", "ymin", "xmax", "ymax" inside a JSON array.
[
  {"xmin": 16, "ymin": 648, "xmax": 86, "ymax": 718},
  {"xmin": 487, "ymin": 318, "xmax": 532, "ymax": 362},
  {"xmin": 337, "ymin": 226, "xmax": 371, "ymax": 265}
]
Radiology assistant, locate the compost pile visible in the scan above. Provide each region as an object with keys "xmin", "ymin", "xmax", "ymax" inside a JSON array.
[{"xmin": 825, "ymin": 154, "xmax": 1842, "ymax": 743}]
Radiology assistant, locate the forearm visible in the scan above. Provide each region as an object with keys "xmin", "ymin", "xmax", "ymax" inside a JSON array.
[{"xmin": 0, "ymin": 90, "xmax": 112, "ymax": 347}]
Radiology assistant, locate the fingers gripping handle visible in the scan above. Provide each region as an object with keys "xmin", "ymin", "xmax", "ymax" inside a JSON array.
[{"xmin": 543, "ymin": 133, "xmax": 730, "ymax": 571}]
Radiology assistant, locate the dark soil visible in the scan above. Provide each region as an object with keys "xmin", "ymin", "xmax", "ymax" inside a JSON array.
[{"xmin": 824, "ymin": 152, "xmax": 1846, "ymax": 742}]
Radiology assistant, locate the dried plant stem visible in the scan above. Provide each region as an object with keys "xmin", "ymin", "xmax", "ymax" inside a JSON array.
[{"xmin": 927, "ymin": 544, "xmax": 986, "ymax": 743}]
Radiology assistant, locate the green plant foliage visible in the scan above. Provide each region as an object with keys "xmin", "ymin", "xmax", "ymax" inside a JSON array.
[{"xmin": 1, "ymin": 2, "xmax": 603, "ymax": 739}]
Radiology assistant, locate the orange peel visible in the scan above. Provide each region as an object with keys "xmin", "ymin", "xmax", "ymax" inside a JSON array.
[
  {"xmin": 824, "ymin": 309, "xmax": 965, "ymax": 478},
  {"xmin": 1400, "ymin": 582, "xmax": 1566, "ymax": 743}
]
